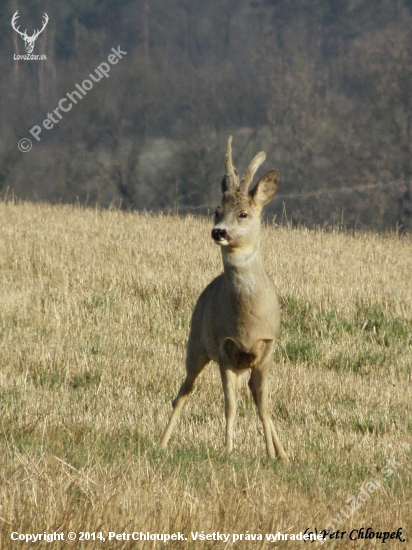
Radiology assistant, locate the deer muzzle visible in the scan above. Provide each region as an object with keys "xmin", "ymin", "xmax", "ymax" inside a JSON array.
[{"xmin": 211, "ymin": 227, "xmax": 230, "ymax": 244}]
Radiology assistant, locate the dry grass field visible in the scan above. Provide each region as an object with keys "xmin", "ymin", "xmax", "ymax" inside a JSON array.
[{"xmin": 0, "ymin": 201, "xmax": 411, "ymax": 549}]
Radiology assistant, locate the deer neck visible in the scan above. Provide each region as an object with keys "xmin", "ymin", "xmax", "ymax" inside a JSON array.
[{"xmin": 221, "ymin": 244, "xmax": 266, "ymax": 295}]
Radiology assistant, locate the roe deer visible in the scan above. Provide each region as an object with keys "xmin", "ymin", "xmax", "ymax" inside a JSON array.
[{"xmin": 159, "ymin": 136, "xmax": 288, "ymax": 461}]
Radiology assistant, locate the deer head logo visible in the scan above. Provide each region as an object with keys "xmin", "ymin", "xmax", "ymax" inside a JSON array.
[{"xmin": 11, "ymin": 11, "xmax": 49, "ymax": 54}]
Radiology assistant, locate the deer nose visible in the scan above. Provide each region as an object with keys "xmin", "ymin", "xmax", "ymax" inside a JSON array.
[{"xmin": 211, "ymin": 228, "xmax": 227, "ymax": 241}]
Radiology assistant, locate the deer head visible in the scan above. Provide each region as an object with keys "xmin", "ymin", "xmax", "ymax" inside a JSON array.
[
  {"xmin": 212, "ymin": 136, "xmax": 279, "ymax": 250},
  {"xmin": 11, "ymin": 11, "xmax": 49, "ymax": 54}
]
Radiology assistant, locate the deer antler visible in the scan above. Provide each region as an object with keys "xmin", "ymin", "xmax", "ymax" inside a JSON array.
[
  {"xmin": 31, "ymin": 13, "xmax": 49, "ymax": 41},
  {"xmin": 225, "ymin": 136, "xmax": 239, "ymax": 191},
  {"xmin": 11, "ymin": 11, "xmax": 27, "ymax": 39},
  {"xmin": 239, "ymin": 150, "xmax": 266, "ymax": 193}
]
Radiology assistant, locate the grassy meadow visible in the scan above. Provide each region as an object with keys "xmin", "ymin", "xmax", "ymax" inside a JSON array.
[{"xmin": 0, "ymin": 201, "xmax": 411, "ymax": 548}]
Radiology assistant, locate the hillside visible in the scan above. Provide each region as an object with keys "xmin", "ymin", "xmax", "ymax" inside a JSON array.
[
  {"xmin": 0, "ymin": 202, "xmax": 411, "ymax": 548},
  {"xmin": 3, "ymin": 1, "xmax": 412, "ymax": 229}
]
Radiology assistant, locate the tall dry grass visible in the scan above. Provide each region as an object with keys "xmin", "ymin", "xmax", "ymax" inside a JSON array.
[{"xmin": 0, "ymin": 201, "xmax": 411, "ymax": 548}]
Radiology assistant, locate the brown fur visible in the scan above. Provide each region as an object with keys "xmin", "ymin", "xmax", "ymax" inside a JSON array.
[{"xmin": 160, "ymin": 137, "xmax": 288, "ymax": 461}]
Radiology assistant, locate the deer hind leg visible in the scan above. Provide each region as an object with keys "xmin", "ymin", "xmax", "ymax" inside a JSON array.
[
  {"xmin": 248, "ymin": 367, "xmax": 289, "ymax": 462},
  {"xmin": 159, "ymin": 340, "xmax": 209, "ymax": 449}
]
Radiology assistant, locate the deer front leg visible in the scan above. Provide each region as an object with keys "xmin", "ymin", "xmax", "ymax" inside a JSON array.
[
  {"xmin": 159, "ymin": 377, "xmax": 192, "ymax": 449},
  {"xmin": 248, "ymin": 366, "xmax": 288, "ymax": 462},
  {"xmin": 269, "ymin": 419, "xmax": 289, "ymax": 463},
  {"xmin": 219, "ymin": 364, "xmax": 238, "ymax": 453},
  {"xmin": 159, "ymin": 341, "xmax": 209, "ymax": 449}
]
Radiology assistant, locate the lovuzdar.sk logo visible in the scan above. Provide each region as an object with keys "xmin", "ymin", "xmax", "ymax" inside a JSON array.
[{"xmin": 11, "ymin": 10, "xmax": 48, "ymax": 60}]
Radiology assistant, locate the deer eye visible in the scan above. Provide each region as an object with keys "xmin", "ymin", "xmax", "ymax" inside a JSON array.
[{"xmin": 238, "ymin": 212, "xmax": 248, "ymax": 219}]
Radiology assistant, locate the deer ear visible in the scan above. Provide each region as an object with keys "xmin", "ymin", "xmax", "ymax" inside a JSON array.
[{"xmin": 250, "ymin": 170, "xmax": 279, "ymax": 207}]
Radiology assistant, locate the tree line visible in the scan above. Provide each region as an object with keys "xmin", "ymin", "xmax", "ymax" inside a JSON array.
[{"xmin": 1, "ymin": 0, "xmax": 411, "ymax": 230}]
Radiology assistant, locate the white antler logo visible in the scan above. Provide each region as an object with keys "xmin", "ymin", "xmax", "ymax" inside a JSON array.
[{"xmin": 11, "ymin": 11, "xmax": 49, "ymax": 54}]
